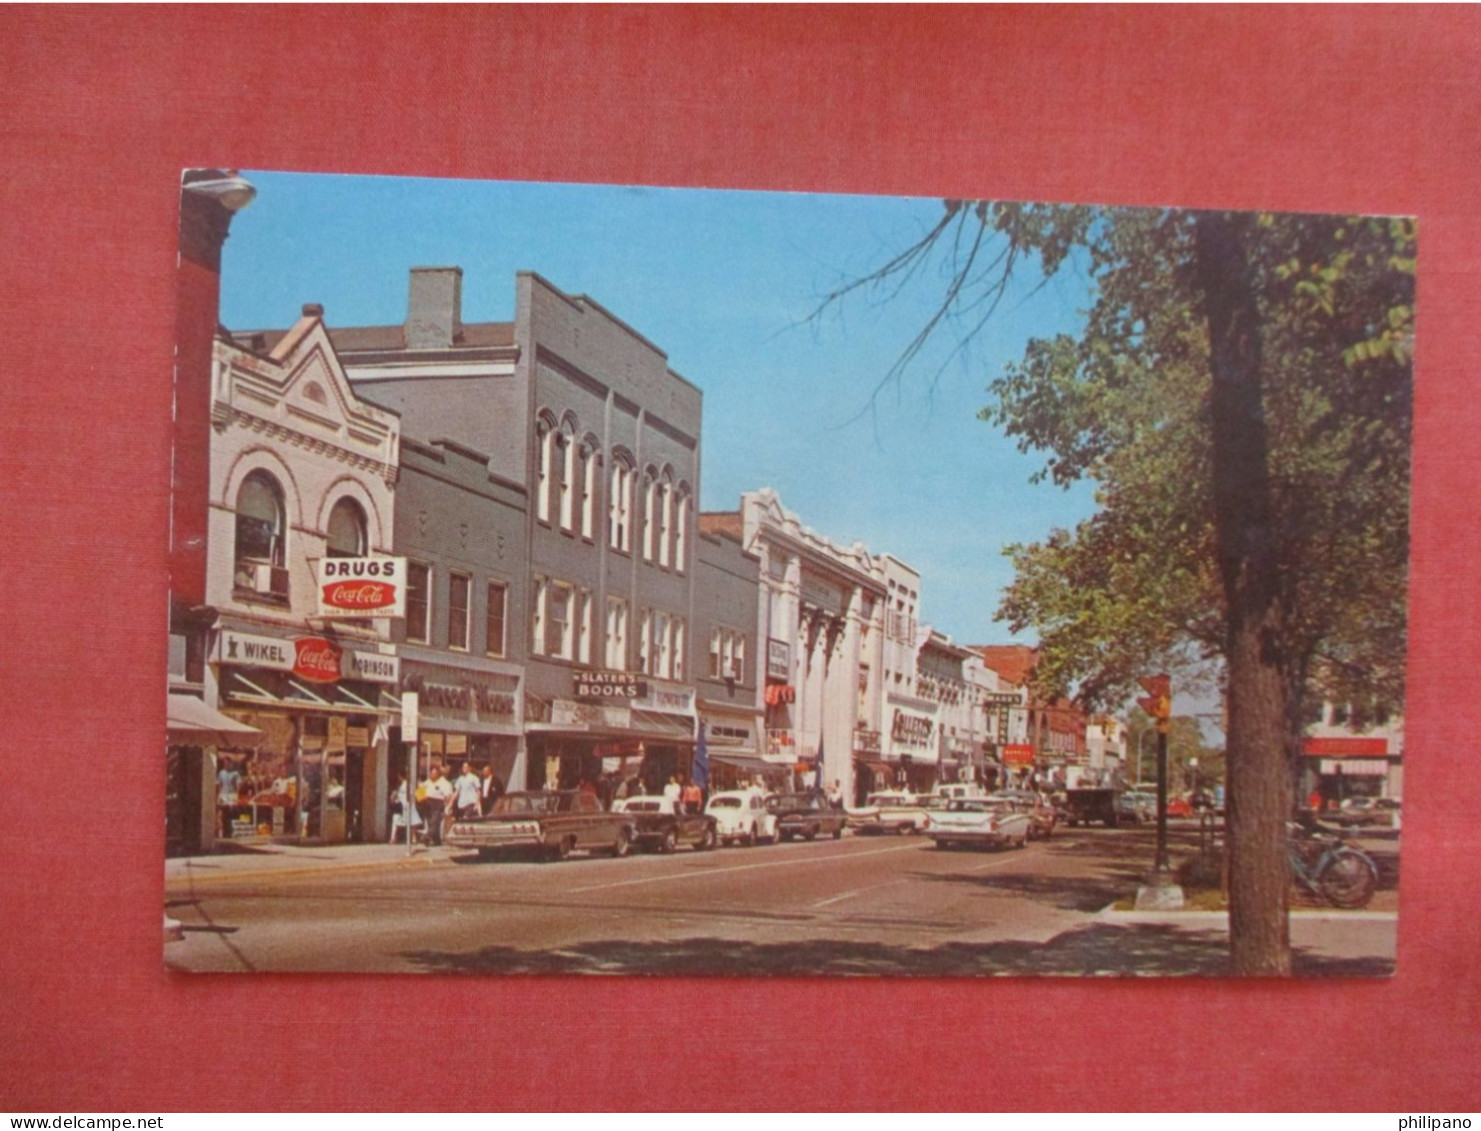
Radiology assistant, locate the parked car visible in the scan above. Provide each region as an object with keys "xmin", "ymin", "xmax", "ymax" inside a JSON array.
[
  {"xmin": 847, "ymin": 790, "xmax": 930, "ymax": 835},
  {"xmin": 925, "ymin": 797, "xmax": 1032, "ymax": 850},
  {"xmin": 1117, "ymin": 790, "xmax": 1157, "ymax": 825},
  {"xmin": 616, "ymin": 794, "xmax": 718, "ymax": 853},
  {"xmin": 1063, "ymin": 787, "xmax": 1123, "ymax": 828},
  {"xmin": 1332, "ymin": 797, "xmax": 1402, "ymax": 830},
  {"xmin": 705, "ymin": 788, "xmax": 780, "ymax": 847},
  {"xmin": 768, "ymin": 791, "xmax": 848, "ymax": 841},
  {"xmin": 989, "ymin": 790, "xmax": 1058, "ymax": 840},
  {"xmin": 444, "ymin": 790, "xmax": 635, "ymax": 861}
]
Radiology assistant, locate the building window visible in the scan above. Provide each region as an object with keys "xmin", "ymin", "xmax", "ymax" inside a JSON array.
[
  {"xmin": 710, "ymin": 627, "xmax": 745, "ymax": 683},
  {"xmin": 406, "ymin": 561, "xmax": 431, "ymax": 644},
  {"xmin": 531, "ymin": 576, "xmax": 547, "ymax": 654},
  {"xmin": 325, "ymin": 497, "xmax": 367, "ymax": 557},
  {"xmin": 609, "ymin": 460, "xmax": 632, "ymax": 552},
  {"xmin": 653, "ymin": 612, "xmax": 670, "ymax": 678},
  {"xmin": 486, "ymin": 581, "xmax": 507, "ymax": 657},
  {"xmin": 234, "ymin": 471, "xmax": 286, "ymax": 590},
  {"xmin": 672, "ymin": 618, "xmax": 685, "ymax": 682},
  {"xmin": 658, "ymin": 479, "xmax": 673, "ymax": 568},
  {"xmin": 606, "ymin": 597, "xmax": 628, "ymax": 670},
  {"xmin": 546, "ymin": 581, "xmax": 573, "ymax": 659},
  {"xmin": 642, "ymin": 476, "xmax": 657, "ymax": 562},
  {"xmin": 674, "ymin": 489, "xmax": 688, "ymax": 573},
  {"xmin": 577, "ymin": 588, "xmax": 593, "ymax": 665},
  {"xmin": 557, "ymin": 430, "xmax": 574, "ymax": 531},
  {"xmin": 448, "ymin": 572, "xmax": 471, "ymax": 650},
  {"xmin": 639, "ymin": 609, "xmax": 651, "ymax": 674},
  {"xmin": 536, "ymin": 421, "xmax": 554, "ymax": 524},
  {"xmin": 580, "ymin": 444, "xmax": 597, "ymax": 540}
]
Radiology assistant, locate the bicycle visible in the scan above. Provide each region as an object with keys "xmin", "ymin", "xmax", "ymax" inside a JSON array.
[{"xmin": 1287, "ymin": 820, "xmax": 1379, "ymax": 909}]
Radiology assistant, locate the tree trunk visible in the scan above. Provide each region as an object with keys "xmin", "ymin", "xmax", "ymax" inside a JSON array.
[{"xmin": 1195, "ymin": 212, "xmax": 1293, "ymax": 976}]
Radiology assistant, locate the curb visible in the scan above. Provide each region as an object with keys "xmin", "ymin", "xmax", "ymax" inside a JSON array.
[
  {"xmin": 166, "ymin": 851, "xmax": 457, "ymax": 887},
  {"xmin": 1098, "ymin": 903, "xmax": 1398, "ymax": 925}
]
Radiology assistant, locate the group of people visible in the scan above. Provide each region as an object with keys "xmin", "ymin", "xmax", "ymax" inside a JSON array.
[{"xmin": 389, "ymin": 761, "xmax": 505, "ymax": 846}]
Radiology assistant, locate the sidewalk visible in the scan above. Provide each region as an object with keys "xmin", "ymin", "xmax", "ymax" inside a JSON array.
[{"xmin": 166, "ymin": 840, "xmax": 457, "ymax": 885}]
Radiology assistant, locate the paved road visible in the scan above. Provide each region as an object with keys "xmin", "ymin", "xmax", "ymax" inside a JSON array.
[{"xmin": 164, "ymin": 826, "xmax": 1397, "ymax": 976}]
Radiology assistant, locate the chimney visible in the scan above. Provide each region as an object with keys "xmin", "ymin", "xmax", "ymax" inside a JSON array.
[{"xmin": 406, "ymin": 266, "xmax": 463, "ymax": 348}]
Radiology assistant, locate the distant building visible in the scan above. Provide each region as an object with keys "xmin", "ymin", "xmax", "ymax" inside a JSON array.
[
  {"xmin": 972, "ymin": 644, "xmax": 1087, "ymax": 787},
  {"xmin": 1300, "ymin": 698, "xmax": 1404, "ymax": 805}
]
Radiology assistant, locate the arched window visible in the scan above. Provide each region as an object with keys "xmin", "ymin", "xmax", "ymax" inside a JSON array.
[
  {"xmin": 326, "ymin": 497, "xmax": 367, "ymax": 557},
  {"xmin": 673, "ymin": 484, "xmax": 690, "ymax": 573},
  {"xmin": 580, "ymin": 438, "xmax": 599, "ymax": 540},
  {"xmin": 642, "ymin": 472, "xmax": 658, "ymax": 562},
  {"xmin": 557, "ymin": 428, "xmax": 575, "ymax": 530},
  {"xmin": 234, "ymin": 471, "xmax": 286, "ymax": 593},
  {"xmin": 657, "ymin": 475, "xmax": 673, "ymax": 569},
  {"xmin": 609, "ymin": 455, "xmax": 633, "ymax": 552},
  {"xmin": 535, "ymin": 419, "xmax": 554, "ymax": 524}
]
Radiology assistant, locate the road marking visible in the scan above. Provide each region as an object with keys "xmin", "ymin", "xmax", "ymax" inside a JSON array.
[{"xmin": 566, "ymin": 841, "xmax": 923, "ymax": 894}]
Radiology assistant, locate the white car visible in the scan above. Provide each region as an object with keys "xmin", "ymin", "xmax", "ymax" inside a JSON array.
[
  {"xmin": 705, "ymin": 789, "xmax": 780, "ymax": 846},
  {"xmin": 847, "ymin": 790, "xmax": 930, "ymax": 835},
  {"xmin": 925, "ymin": 797, "xmax": 1032, "ymax": 851}
]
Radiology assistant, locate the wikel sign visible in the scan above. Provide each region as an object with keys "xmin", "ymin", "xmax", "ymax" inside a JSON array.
[{"xmin": 315, "ymin": 556, "xmax": 407, "ymax": 619}]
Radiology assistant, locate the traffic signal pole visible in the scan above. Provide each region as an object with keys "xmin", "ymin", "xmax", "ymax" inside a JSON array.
[
  {"xmin": 1155, "ymin": 717, "xmax": 1170, "ymax": 875},
  {"xmin": 1135, "ymin": 673, "xmax": 1184, "ymax": 909}
]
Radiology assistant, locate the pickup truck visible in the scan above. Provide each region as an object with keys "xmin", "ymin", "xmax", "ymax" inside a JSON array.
[
  {"xmin": 444, "ymin": 790, "xmax": 635, "ymax": 861},
  {"xmin": 768, "ymin": 791, "xmax": 847, "ymax": 841}
]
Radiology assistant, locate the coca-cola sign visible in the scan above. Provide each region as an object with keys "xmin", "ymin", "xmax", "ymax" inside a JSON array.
[
  {"xmin": 315, "ymin": 556, "xmax": 407, "ymax": 619},
  {"xmin": 294, "ymin": 637, "xmax": 343, "ymax": 683}
]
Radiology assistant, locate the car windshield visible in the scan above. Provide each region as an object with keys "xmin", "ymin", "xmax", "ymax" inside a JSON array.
[
  {"xmin": 870, "ymin": 795, "xmax": 913, "ymax": 808},
  {"xmin": 625, "ymin": 800, "xmax": 663, "ymax": 813},
  {"xmin": 709, "ymin": 797, "xmax": 741, "ymax": 809},
  {"xmin": 948, "ymin": 800, "xmax": 990, "ymax": 812}
]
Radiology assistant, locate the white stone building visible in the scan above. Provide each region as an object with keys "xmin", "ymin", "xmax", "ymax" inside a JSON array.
[{"xmin": 203, "ymin": 307, "xmax": 402, "ymax": 844}]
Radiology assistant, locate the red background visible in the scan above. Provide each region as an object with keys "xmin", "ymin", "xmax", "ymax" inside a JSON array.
[{"xmin": 2, "ymin": 6, "xmax": 1478, "ymax": 1112}]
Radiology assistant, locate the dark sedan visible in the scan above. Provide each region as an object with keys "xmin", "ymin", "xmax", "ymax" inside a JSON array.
[
  {"xmin": 617, "ymin": 795, "xmax": 718, "ymax": 853},
  {"xmin": 768, "ymin": 792, "xmax": 847, "ymax": 841}
]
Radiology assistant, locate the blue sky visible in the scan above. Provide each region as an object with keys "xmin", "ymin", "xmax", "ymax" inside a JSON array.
[{"xmin": 219, "ymin": 171, "xmax": 1099, "ymax": 647}]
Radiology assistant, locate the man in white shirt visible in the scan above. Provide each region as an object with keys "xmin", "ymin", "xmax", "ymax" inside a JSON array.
[
  {"xmin": 453, "ymin": 762, "xmax": 483, "ymax": 819},
  {"xmin": 420, "ymin": 764, "xmax": 455, "ymax": 845}
]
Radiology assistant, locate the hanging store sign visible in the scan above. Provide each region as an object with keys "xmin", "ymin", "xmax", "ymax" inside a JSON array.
[
  {"xmin": 1303, "ymin": 737, "xmax": 1389, "ymax": 757},
  {"xmin": 342, "ymin": 649, "xmax": 399, "ymax": 684},
  {"xmin": 574, "ymin": 671, "xmax": 648, "ymax": 700},
  {"xmin": 292, "ymin": 637, "xmax": 344, "ymax": 683},
  {"xmin": 767, "ymin": 638, "xmax": 791, "ymax": 681},
  {"xmin": 891, "ymin": 710, "xmax": 934, "ymax": 747},
  {"xmin": 552, "ymin": 699, "xmax": 632, "ymax": 729},
  {"xmin": 315, "ymin": 556, "xmax": 408, "ymax": 619},
  {"xmin": 1002, "ymin": 743, "xmax": 1036, "ymax": 766}
]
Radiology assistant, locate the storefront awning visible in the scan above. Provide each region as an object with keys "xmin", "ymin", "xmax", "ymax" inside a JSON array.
[
  {"xmin": 167, "ymin": 694, "xmax": 263, "ymax": 747},
  {"xmin": 710, "ymin": 752, "xmax": 789, "ymax": 776}
]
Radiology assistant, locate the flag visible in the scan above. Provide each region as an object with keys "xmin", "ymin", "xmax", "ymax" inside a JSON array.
[{"xmin": 693, "ymin": 721, "xmax": 710, "ymax": 790}]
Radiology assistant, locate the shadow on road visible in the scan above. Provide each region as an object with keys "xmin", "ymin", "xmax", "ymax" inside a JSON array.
[{"xmin": 400, "ymin": 922, "xmax": 1393, "ymax": 978}]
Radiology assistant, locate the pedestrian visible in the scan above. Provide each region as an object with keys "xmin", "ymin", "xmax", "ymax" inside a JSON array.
[
  {"xmin": 453, "ymin": 762, "xmax": 482, "ymax": 820},
  {"xmin": 388, "ymin": 771, "xmax": 423, "ymax": 844},
  {"xmin": 826, "ymin": 779, "xmax": 843, "ymax": 809},
  {"xmin": 681, "ymin": 777, "xmax": 703, "ymax": 815},
  {"xmin": 663, "ymin": 775, "xmax": 682, "ymax": 805},
  {"xmin": 216, "ymin": 756, "xmax": 242, "ymax": 838},
  {"xmin": 419, "ymin": 764, "xmax": 454, "ymax": 845}
]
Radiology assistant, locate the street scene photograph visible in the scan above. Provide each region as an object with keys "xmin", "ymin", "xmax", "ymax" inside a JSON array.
[{"xmin": 165, "ymin": 171, "xmax": 1410, "ymax": 977}]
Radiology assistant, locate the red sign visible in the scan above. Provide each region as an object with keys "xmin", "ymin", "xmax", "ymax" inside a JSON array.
[
  {"xmin": 321, "ymin": 580, "xmax": 397, "ymax": 611},
  {"xmin": 1303, "ymin": 737, "xmax": 1389, "ymax": 757},
  {"xmin": 293, "ymin": 637, "xmax": 343, "ymax": 683},
  {"xmin": 1137, "ymin": 673, "xmax": 1171, "ymax": 719},
  {"xmin": 1001, "ymin": 744, "xmax": 1035, "ymax": 766}
]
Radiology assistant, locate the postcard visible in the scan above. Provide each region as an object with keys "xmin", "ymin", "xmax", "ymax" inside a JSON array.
[{"xmin": 165, "ymin": 171, "xmax": 1407, "ymax": 977}]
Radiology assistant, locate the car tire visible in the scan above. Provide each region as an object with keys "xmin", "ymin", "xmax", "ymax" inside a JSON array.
[
  {"xmin": 698, "ymin": 826, "xmax": 717, "ymax": 852},
  {"xmin": 612, "ymin": 827, "xmax": 632, "ymax": 858},
  {"xmin": 661, "ymin": 828, "xmax": 678, "ymax": 854},
  {"xmin": 935, "ymin": 839, "xmax": 952, "ymax": 850},
  {"xmin": 745, "ymin": 825, "xmax": 758, "ymax": 848},
  {"xmin": 770, "ymin": 826, "xmax": 783, "ymax": 846},
  {"xmin": 555, "ymin": 835, "xmax": 575, "ymax": 861},
  {"xmin": 833, "ymin": 824, "xmax": 844, "ymax": 839}
]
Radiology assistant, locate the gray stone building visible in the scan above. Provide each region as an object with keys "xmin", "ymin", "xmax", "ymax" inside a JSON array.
[
  {"xmin": 390, "ymin": 436, "xmax": 529, "ymax": 820},
  {"xmin": 302, "ymin": 267, "xmax": 708, "ymax": 794},
  {"xmin": 692, "ymin": 524, "xmax": 769, "ymax": 791}
]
